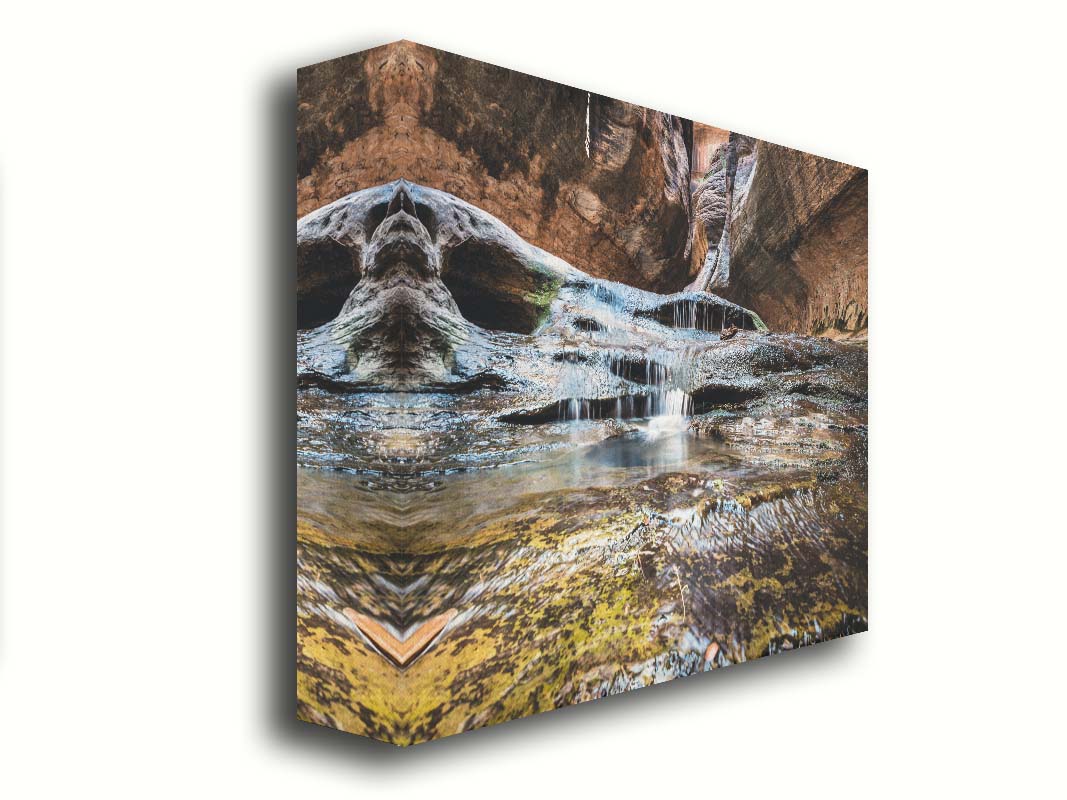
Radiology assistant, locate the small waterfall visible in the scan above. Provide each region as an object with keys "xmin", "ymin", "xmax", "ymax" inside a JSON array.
[
  {"xmin": 642, "ymin": 351, "xmax": 693, "ymax": 435},
  {"xmin": 587, "ymin": 281, "xmax": 628, "ymax": 313},
  {"xmin": 553, "ymin": 288, "xmax": 706, "ymax": 427},
  {"xmin": 666, "ymin": 298, "xmax": 749, "ymax": 332},
  {"xmin": 556, "ymin": 348, "xmax": 693, "ymax": 427},
  {"xmin": 584, "ymin": 92, "xmax": 591, "ymax": 158},
  {"xmin": 606, "ymin": 352, "xmax": 668, "ymax": 386},
  {"xmin": 673, "ymin": 300, "xmax": 695, "ymax": 329},
  {"xmin": 650, "ymin": 388, "xmax": 693, "ymax": 417},
  {"xmin": 557, "ymin": 345, "xmax": 592, "ymax": 421},
  {"xmin": 563, "ymin": 397, "xmax": 584, "ymax": 421}
]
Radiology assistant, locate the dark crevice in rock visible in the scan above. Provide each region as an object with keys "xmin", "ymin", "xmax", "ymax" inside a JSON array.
[
  {"xmin": 441, "ymin": 239, "xmax": 558, "ymax": 333},
  {"xmin": 572, "ymin": 317, "xmax": 605, "ymax": 332},
  {"xmin": 607, "ymin": 354, "xmax": 669, "ymax": 385},
  {"xmin": 637, "ymin": 298, "xmax": 761, "ymax": 332},
  {"xmin": 552, "ymin": 350, "xmax": 593, "ymax": 364},
  {"xmin": 689, "ymin": 384, "xmax": 761, "ymax": 413},
  {"xmin": 297, "ymin": 371, "xmax": 375, "ymax": 393},
  {"xmin": 296, "ymin": 238, "xmax": 361, "ymax": 329},
  {"xmin": 420, "ymin": 372, "xmax": 510, "ymax": 394},
  {"xmin": 500, "ymin": 393, "xmax": 689, "ymax": 425},
  {"xmin": 299, "ymin": 369, "xmax": 508, "ymax": 395}
]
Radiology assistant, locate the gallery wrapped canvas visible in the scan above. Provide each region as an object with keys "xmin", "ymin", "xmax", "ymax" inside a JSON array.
[{"xmin": 296, "ymin": 40, "xmax": 868, "ymax": 745}]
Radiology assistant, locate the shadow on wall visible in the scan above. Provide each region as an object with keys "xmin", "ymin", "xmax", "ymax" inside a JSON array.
[
  {"xmin": 259, "ymin": 60, "xmax": 299, "ymax": 757},
  {"xmin": 261, "ymin": 44, "xmax": 866, "ymax": 764}
]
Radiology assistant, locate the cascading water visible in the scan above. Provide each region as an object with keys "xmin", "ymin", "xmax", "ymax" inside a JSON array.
[
  {"xmin": 606, "ymin": 352, "xmax": 668, "ymax": 385},
  {"xmin": 670, "ymin": 298, "xmax": 749, "ymax": 332},
  {"xmin": 556, "ymin": 345, "xmax": 596, "ymax": 421},
  {"xmin": 638, "ymin": 349, "xmax": 693, "ymax": 435},
  {"xmin": 674, "ymin": 299, "xmax": 695, "ymax": 329},
  {"xmin": 556, "ymin": 345, "xmax": 694, "ymax": 429},
  {"xmin": 584, "ymin": 92, "xmax": 591, "ymax": 158},
  {"xmin": 550, "ymin": 281, "xmax": 701, "ymax": 427},
  {"xmin": 586, "ymin": 281, "xmax": 628, "ymax": 313}
]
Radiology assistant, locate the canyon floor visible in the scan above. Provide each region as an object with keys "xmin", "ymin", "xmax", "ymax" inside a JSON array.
[{"xmin": 295, "ymin": 182, "xmax": 867, "ymax": 745}]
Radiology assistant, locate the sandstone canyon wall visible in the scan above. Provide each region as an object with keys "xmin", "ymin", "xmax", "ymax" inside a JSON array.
[
  {"xmin": 298, "ymin": 41, "xmax": 693, "ymax": 293},
  {"xmin": 687, "ymin": 132, "xmax": 867, "ymax": 337},
  {"xmin": 297, "ymin": 41, "xmax": 867, "ymax": 337}
]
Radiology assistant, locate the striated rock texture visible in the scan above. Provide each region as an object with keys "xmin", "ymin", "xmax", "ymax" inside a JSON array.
[
  {"xmin": 298, "ymin": 40, "xmax": 868, "ymax": 337},
  {"xmin": 298, "ymin": 41, "xmax": 693, "ymax": 292},
  {"xmin": 730, "ymin": 144, "xmax": 866, "ymax": 336},
  {"xmin": 296, "ymin": 180, "xmax": 580, "ymax": 334},
  {"xmin": 297, "ymin": 181, "xmax": 763, "ymax": 390},
  {"xmin": 688, "ymin": 131, "xmax": 758, "ymax": 292},
  {"xmin": 688, "ymin": 138, "xmax": 867, "ymax": 337}
]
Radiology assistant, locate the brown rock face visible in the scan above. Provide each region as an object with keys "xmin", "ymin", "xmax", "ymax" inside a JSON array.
[
  {"xmin": 728, "ymin": 143, "xmax": 867, "ymax": 336},
  {"xmin": 298, "ymin": 40, "xmax": 868, "ymax": 336},
  {"xmin": 687, "ymin": 133, "xmax": 758, "ymax": 291},
  {"xmin": 296, "ymin": 180, "xmax": 763, "ymax": 391},
  {"xmin": 297, "ymin": 41, "xmax": 693, "ymax": 291},
  {"xmin": 296, "ymin": 179, "xmax": 581, "ymax": 335},
  {"xmin": 689, "ymin": 139, "xmax": 867, "ymax": 336}
]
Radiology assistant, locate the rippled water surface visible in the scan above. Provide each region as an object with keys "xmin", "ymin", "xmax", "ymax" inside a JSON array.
[
  {"xmin": 295, "ymin": 181, "xmax": 867, "ymax": 744},
  {"xmin": 297, "ymin": 405, "xmax": 867, "ymax": 744}
]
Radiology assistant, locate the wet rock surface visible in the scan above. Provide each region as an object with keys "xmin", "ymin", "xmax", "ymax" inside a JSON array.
[{"xmin": 296, "ymin": 182, "xmax": 867, "ymax": 745}]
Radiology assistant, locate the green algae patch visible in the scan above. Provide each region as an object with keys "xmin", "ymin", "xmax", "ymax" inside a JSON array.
[
  {"xmin": 525, "ymin": 273, "xmax": 563, "ymax": 330},
  {"xmin": 399, "ymin": 566, "xmax": 661, "ymax": 744},
  {"xmin": 749, "ymin": 310, "xmax": 770, "ymax": 333},
  {"xmin": 295, "ymin": 415, "xmax": 867, "ymax": 744}
]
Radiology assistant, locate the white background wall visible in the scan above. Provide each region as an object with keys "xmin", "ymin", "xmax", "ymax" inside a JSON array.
[{"xmin": 1, "ymin": 2, "xmax": 1064, "ymax": 796}]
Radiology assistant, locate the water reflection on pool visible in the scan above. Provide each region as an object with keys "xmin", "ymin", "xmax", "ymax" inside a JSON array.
[{"xmin": 297, "ymin": 410, "xmax": 867, "ymax": 744}]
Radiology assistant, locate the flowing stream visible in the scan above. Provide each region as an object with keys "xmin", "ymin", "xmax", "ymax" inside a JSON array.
[{"xmin": 296, "ymin": 273, "xmax": 867, "ymax": 744}]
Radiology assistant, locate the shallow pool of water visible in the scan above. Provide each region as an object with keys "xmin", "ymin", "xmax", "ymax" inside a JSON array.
[{"xmin": 297, "ymin": 411, "xmax": 867, "ymax": 743}]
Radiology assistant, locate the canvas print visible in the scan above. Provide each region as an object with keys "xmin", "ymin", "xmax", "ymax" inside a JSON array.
[{"xmin": 296, "ymin": 40, "xmax": 868, "ymax": 745}]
